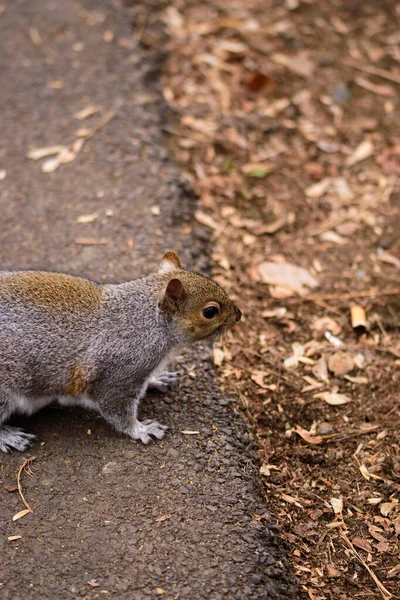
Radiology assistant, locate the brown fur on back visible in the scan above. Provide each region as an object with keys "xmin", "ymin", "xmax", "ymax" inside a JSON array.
[
  {"xmin": 63, "ymin": 364, "xmax": 91, "ymax": 397},
  {"xmin": 0, "ymin": 272, "xmax": 104, "ymax": 311}
]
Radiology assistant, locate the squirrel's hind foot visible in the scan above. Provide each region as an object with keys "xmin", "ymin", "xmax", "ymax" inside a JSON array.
[
  {"xmin": 148, "ymin": 371, "xmax": 178, "ymax": 392},
  {"xmin": 130, "ymin": 419, "xmax": 168, "ymax": 444},
  {"xmin": 0, "ymin": 425, "xmax": 36, "ymax": 453}
]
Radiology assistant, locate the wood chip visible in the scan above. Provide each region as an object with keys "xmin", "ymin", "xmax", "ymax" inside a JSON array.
[
  {"xmin": 12, "ymin": 508, "xmax": 31, "ymax": 521},
  {"xmin": 195, "ymin": 210, "xmax": 218, "ymax": 230},
  {"xmin": 74, "ymin": 238, "xmax": 109, "ymax": 245},
  {"xmin": 181, "ymin": 430, "xmax": 200, "ymax": 435},
  {"xmin": 74, "ymin": 105, "xmax": 102, "ymax": 120},
  {"xmin": 8, "ymin": 535, "xmax": 22, "ymax": 541},
  {"xmin": 345, "ymin": 140, "xmax": 374, "ymax": 167}
]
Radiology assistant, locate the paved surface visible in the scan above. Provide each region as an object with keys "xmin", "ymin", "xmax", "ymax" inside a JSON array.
[{"xmin": 0, "ymin": 1, "xmax": 298, "ymax": 598}]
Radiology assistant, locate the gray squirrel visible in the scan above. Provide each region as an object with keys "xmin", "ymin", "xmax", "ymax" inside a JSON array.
[{"xmin": 0, "ymin": 251, "xmax": 241, "ymax": 451}]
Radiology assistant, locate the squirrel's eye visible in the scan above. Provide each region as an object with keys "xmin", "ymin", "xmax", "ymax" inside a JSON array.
[{"xmin": 202, "ymin": 305, "xmax": 219, "ymax": 319}]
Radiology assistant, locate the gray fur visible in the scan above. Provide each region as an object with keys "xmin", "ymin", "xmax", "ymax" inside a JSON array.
[{"xmin": 0, "ymin": 273, "xmax": 186, "ymax": 451}]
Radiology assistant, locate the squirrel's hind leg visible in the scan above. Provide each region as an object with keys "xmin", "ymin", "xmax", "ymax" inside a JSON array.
[
  {"xmin": 0, "ymin": 425, "xmax": 35, "ymax": 452},
  {"xmin": 0, "ymin": 391, "xmax": 36, "ymax": 452}
]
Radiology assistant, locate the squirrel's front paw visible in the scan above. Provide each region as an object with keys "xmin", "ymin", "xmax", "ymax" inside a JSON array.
[
  {"xmin": 148, "ymin": 371, "xmax": 178, "ymax": 392},
  {"xmin": 130, "ymin": 419, "xmax": 168, "ymax": 444}
]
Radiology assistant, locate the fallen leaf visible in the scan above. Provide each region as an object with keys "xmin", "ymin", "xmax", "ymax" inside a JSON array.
[
  {"xmin": 352, "ymin": 536, "xmax": 373, "ymax": 553},
  {"xmin": 12, "ymin": 509, "xmax": 31, "ymax": 521},
  {"xmin": 251, "ymin": 371, "xmax": 268, "ymax": 388},
  {"xmin": 88, "ymin": 580, "xmax": 100, "ymax": 588},
  {"xmin": 359, "ymin": 464, "xmax": 385, "ymax": 482},
  {"xmin": 312, "ymin": 316, "xmax": 342, "ymax": 337},
  {"xmin": 156, "ymin": 589, "xmax": 166, "ymax": 596},
  {"xmin": 327, "ymin": 564, "xmax": 341, "ymax": 578},
  {"xmin": 3, "ymin": 484, "xmax": 18, "ymax": 492},
  {"xmin": 380, "ymin": 501, "xmax": 398, "ymax": 517},
  {"xmin": 293, "ymin": 425, "xmax": 323, "ymax": 445},
  {"xmin": 318, "ymin": 392, "xmax": 352, "ymax": 406},
  {"xmin": 258, "ymin": 261, "xmax": 318, "ymax": 294},
  {"xmin": 330, "ymin": 497, "xmax": 343, "ymax": 515}
]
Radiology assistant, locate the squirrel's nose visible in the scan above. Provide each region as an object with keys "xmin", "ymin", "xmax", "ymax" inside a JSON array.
[{"xmin": 235, "ymin": 308, "xmax": 242, "ymax": 322}]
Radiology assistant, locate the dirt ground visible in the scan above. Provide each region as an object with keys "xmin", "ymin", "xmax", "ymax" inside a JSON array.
[
  {"xmin": 153, "ymin": 0, "xmax": 400, "ymax": 598},
  {"xmin": 0, "ymin": 1, "xmax": 298, "ymax": 599}
]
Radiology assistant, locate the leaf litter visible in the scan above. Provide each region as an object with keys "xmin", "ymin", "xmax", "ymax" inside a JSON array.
[{"xmin": 157, "ymin": 0, "xmax": 400, "ymax": 597}]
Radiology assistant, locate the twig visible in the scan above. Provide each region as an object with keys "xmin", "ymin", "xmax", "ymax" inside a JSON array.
[
  {"xmin": 17, "ymin": 457, "xmax": 36, "ymax": 513},
  {"xmin": 340, "ymin": 531, "xmax": 393, "ymax": 599},
  {"xmin": 288, "ymin": 288, "xmax": 400, "ymax": 302},
  {"xmin": 347, "ymin": 61, "xmax": 400, "ymax": 86}
]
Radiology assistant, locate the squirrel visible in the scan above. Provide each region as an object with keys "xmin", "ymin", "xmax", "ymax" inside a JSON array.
[{"xmin": 0, "ymin": 251, "xmax": 241, "ymax": 452}]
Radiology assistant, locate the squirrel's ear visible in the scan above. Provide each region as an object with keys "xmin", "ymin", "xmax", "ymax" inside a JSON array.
[
  {"xmin": 159, "ymin": 251, "xmax": 182, "ymax": 274},
  {"xmin": 160, "ymin": 278, "xmax": 185, "ymax": 313}
]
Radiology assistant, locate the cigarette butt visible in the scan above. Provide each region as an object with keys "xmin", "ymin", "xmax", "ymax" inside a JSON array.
[{"xmin": 351, "ymin": 304, "xmax": 367, "ymax": 330}]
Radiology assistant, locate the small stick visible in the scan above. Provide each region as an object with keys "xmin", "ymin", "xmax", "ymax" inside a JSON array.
[
  {"xmin": 340, "ymin": 531, "xmax": 393, "ymax": 599},
  {"xmin": 17, "ymin": 457, "xmax": 36, "ymax": 513},
  {"xmin": 288, "ymin": 288, "xmax": 400, "ymax": 302},
  {"xmin": 347, "ymin": 61, "xmax": 400, "ymax": 86}
]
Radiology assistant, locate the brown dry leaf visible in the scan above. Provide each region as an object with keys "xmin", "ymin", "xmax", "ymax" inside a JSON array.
[
  {"xmin": 258, "ymin": 261, "xmax": 318, "ymax": 294},
  {"xmin": 293, "ymin": 425, "xmax": 323, "ymax": 445},
  {"xmin": 251, "ymin": 371, "xmax": 268, "ymax": 389},
  {"xmin": 380, "ymin": 501, "xmax": 398, "ymax": 517},
  {"xmin": 359, "ymin": 464, "xmax": 385, "ymax": 482},
  {"xmin": 12, "ymin": 508, "xmax": 31, "ymax": 521},
  {"xmin": 327, "ymin": 564, "xmax": 341, "ymax": 578},
  {"xmin": 312, "ymin": 316, "xmax": 342, "ymax": 337},
  {"xmin": 88, "ymin": 580, "xmax": 100, "ymax": 588},
  {"xmin": 352, "ymin": 536, "xmax": 373, "ymax": 553},
  {"xmin": 345, "ymin": 139, "xmax": 374, "ymax": 167},
  {"xmin": 4, "ymin": 484, "xmax": 18, "ymax": 492},
  {"xmin": 318, "ymin": 392, "xmax": 351, "ymax": 406},
  {"xmin": 312, "ymin": 356, "xmax": 329, "ymax": 383}
]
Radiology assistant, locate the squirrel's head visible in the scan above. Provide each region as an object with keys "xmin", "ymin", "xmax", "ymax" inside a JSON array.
[{"xmin": 157, "ymin": 251, "xmax": 241, "ymax": 342}]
